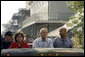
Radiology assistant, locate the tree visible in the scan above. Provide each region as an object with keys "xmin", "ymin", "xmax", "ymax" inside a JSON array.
[{"xmin": 66, "ymin": 1, "xmax": 84, "ymax": 48}]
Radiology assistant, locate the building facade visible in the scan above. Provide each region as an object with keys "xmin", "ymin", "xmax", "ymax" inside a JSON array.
[{"xmin": 17, "ymin": 1, "xmax": 74, "ymax": 39}]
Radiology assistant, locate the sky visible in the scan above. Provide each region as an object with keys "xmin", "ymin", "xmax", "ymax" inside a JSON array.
[{"xmin": 1, "ymin": 1, "xmax": 26, "ymax": 33}]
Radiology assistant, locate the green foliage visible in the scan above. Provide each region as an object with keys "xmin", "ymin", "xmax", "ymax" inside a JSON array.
[
  {"xmin": 66, "ymin": 1, "xmax": 84, "ymax": 49},
  {"xmin": 66, "ymin": 1, "xmax": 84, "ymax": 13}
]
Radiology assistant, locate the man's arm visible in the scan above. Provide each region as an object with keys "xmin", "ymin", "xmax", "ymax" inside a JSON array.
[
  {"xmin": 69, "ymin": 39, "xmax": 73, "ymax": 48},
  {"xmin": 70, "ymin": 40, "xmax": 73, "ymax": 48},
  {"xmin": 53, "ymin": 38, "xmax": 57, "ymax": 48},
  {"xmin": 49, "ymin": 39, "xmax": 53, "ymax": 48}
]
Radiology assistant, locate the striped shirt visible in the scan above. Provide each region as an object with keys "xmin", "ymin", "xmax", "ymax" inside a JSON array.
[{"xmin": 33, "ymin": 37, "xmax": 53, "ymax": 48}]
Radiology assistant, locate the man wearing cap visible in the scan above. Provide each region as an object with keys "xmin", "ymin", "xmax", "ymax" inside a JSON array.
[{"xmin": 1, "ymin": 31, "xmax": 13, "ymax": 49}]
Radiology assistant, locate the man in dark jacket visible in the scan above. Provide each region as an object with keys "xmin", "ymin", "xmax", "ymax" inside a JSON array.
[
  {"xmin": 53, "ymin": 27, "xmax": 73, "ymax": 48},
  {"xmin": 1, "ymin": 31, "xmax": 13, "ymax": 49}
]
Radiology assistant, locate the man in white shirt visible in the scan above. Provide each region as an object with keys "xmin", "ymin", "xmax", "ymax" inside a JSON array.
[{"xmin": 33, "ymin": 28, "xmax": 53, "ymax": 48}]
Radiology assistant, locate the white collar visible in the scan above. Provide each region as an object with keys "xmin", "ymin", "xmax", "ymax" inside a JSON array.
[{"xmin": 39, "ymin": 37, "xmax": 48, "ymax": 41}]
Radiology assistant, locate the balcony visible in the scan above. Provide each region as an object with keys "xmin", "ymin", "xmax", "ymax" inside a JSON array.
[
  {"xmin": 22, "ymin": 13, "xmax": 48, "ymax": 28},
  {"xmin": 22, "ymin": 12, "xmax": 72, "ymax": 28}
]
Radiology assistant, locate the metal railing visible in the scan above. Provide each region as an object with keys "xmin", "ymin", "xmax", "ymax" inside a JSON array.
[{"xmin": 1, "ymin": 48, "xmax": 84, "ymax": 56}]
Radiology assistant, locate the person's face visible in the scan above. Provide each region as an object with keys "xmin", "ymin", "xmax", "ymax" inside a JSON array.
[
  {"xmin": 59, "ymin": 28, "xmax": 67, "ymax": 38},
  {"xmin": 16, "ymin": 35, "xmax": 23, "ymax": 42},
  {"xmin": 41, "ymin": 29, "xmax": 48, "ymax": 39},
  {"xmin": 5, "ymin": 35, "xmax": 11, "ymax": 42}
]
